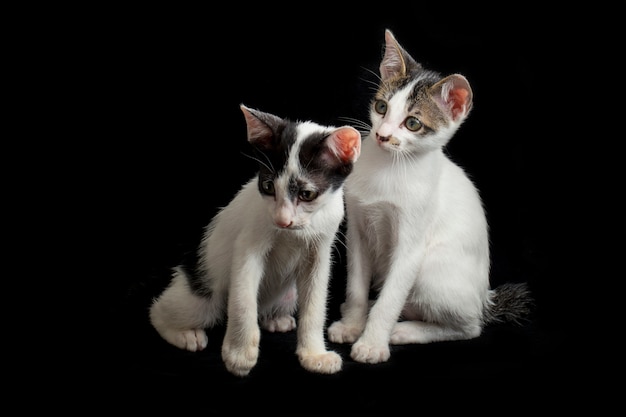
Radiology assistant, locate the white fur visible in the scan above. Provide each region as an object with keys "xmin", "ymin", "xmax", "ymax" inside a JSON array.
[
  {"xmin": 328, "ymin": 71, "xmax": 491, "ymax": 364},
  {"xmin": 149, "ymin": 119, "xmax": 357, "ymax": 377}
]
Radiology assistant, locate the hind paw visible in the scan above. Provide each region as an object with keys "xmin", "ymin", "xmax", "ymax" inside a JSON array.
[
  {"xmin": 261, "ymin": 315, "xmax": 296, "ymax": 332},
  {"xmin": 327, "ymin": 320, "xmax": 363, "ymax": 344},
  {"xmin": 160, "ymin": 328, "xmax": 208, "ymax": 352}
]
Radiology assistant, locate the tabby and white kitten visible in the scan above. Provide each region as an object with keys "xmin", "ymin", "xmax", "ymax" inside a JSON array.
[
  {"xmin": 150, "ymin": 104, "xmax": 361, "ymax": 376},
  {"xmin": 328, "ymin": 29, "xmax": 531, "ymax": 364}
]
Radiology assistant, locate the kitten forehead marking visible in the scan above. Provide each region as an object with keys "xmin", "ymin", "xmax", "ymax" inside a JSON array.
[
  {"xmin": 277, "ymin": 121, "xmax": 329, "ymax": 200},
  {"xmin": 286, "ymin": 121, "xmax": 324, "ymax": 178},
  {"xmin": 381, "ymin": 78, "xmax": 449, "ymax": 132}
]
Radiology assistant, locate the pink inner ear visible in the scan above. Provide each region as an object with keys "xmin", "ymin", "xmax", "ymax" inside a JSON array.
[
  {"xmin": 334, "ymin": 127, "xmax": 361, "ymax": 162},
  {"xmin": 449, "ymin": 87, "xmax": 470, "ymax": 120},
  {"xmin": 242, "ymin": 108, "xmax": 273, "ymax": 148}
]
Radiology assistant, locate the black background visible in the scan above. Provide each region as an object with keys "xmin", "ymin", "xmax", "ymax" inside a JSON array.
[{"xmin": 52, "ymin": 4, "xmax": 617, "ymax": 415}]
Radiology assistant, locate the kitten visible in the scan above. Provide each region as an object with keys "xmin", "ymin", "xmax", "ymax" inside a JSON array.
[
  {"xmin": 150, "ymin": 104, "xmax": 361, "ymax": 376},
  {"xmin": 327, "ymin": 29, "xmax": 532, "ymax": 364}
]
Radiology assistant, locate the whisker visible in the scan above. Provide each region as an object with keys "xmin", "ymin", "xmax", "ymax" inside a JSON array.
[
  {"xmin": 241, "ymin": 150, "xmax": 274, "ymax": 173},
  {"xmin": 360, "ymin": 66, "xmax": 381, "ymax": 84},
  {"xmin": 337, "ymin": 116, "xmax": 372, "ymax": 138},
  {"xmin": 337, "ymin": 116, "xmax": 371, "ymax": 129},
  {"xmin": 332, "ymin": 229, "xmax": 348, "ymax": 260}
]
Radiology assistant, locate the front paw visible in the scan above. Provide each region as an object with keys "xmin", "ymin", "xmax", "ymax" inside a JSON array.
[
  {"xmin": 350, "ymin": 339, "xmax": 390, "ymax": 364},
  {"xmin": 221, "ymin": 329, "xmax": 261, "ymax": 377},
  {"xmin": 327, "ymin": 320, "xmax": 363, "ymax": 344},
  {"xmin": 298, "ymin": 351, "xmax": 342, "ymax": 374}
]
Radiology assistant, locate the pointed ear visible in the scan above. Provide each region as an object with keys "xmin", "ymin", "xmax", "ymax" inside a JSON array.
[
  {"xmin": 323, "ymin": 126, "xmax": 361, "ymax": 165},
  {"xmin": 379, "ymin": 29, "xmax": 421, "ymax": 81},
  {"xmin": 380, "ymin": 29, "xmax": 406, "ymax": 80},
  {"xmin": 240, "ymin": 104, "xmax": 284, "ymax": 149},
  {"xmin": 430, "ymin": 74, "xmax": 473, "ymax": 122}
]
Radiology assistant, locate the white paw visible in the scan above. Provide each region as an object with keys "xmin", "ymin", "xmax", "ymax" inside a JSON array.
[
  {"xmin": 298, "ymin": 351, "xmax": 343, "ymax": 374},
  {"xmin": 390, "ymin": 321, "xmax": 416, "ymax": 344},
  {"xmin": 327, "ymin": 320, "xmax": 363, "ymax": 344},
  {"xmin": 221, "ymin": 328, "xmax": 261, "ymax": 377},
  {"xmin": 350, "ymin": 339, "xmax": 390, "ymax": 364},
  {"xmin": 261, "ymin": 315, "xmax": 296, "ymax": 332},
  {"xmin": 162, "ymin": 329, "xmax": 208, "ymax": 352}
]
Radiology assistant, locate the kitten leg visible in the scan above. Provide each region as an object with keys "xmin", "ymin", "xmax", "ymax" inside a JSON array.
[
  {"xmin": 350, "ymin": 251, "xmax": 423, "ymax": 364},
  {"xmin": 149, "ymin": 270, "xmax": 223, "ymax": 352},
  {"xmin": 327, "ymin": 225, "xmax": 371, "ymax": 344},
  {"xmin": 295, "ymin": 244, "xmax": 342, "ymax": 374},
  {"xmin": 260, "ymin": 284, "xmax": 297, "ymax": 332},
  {"xmin": 390, "ymin": 320, "xmax": 474, "ymax": 344},
  {"xmin": 221, "ymin": 255, "xmax": 265, "ymax": 377}
]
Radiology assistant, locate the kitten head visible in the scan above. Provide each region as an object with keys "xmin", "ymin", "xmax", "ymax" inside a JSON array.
[
  {"xmin": 240, "ymin": 104, "xmax": 361, "ymax": 229},
  {"xmin": 370, "ymin": 29, "xmax": 473, "ymax": 155}
]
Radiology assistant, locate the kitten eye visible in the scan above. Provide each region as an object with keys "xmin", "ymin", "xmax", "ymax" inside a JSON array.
[
  {"xmin": 405, "ymin": 116, "xmax": 422, "ymax": 132},
  {"xmin": 374, "ymin": 99, "xmax": 387, "ymax": 115},
  {"xmin": 261, "ymin": 179, "xmax": 275, "ymax": 195},
  {"xmin": 299, "ymin": 189, "xmax": 318, "ymax": 202}
]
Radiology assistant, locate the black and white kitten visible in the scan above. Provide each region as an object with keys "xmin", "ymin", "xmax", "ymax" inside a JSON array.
[
  {"xmin": 150, "ymin": 104, "xmax": 361, "ymax": 376},
  {"xmin": 328, "ymin": 29, "xmax": 532, "ymax": 364}
]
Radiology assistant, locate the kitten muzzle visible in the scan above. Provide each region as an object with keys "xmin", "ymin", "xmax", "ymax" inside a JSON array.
[{"xmin": 377, "ymin": 134, "xmax": 400, "ymax": 147}]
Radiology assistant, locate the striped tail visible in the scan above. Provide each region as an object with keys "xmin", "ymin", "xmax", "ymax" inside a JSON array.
[{"xmin": 484, "ymin": 282, "xmax": 534, "ymax": 325}]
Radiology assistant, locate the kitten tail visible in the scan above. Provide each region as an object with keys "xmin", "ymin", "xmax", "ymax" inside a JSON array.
[{"xmin": 484, "ymin": 282, "xmax": 534, "ymax": 326}]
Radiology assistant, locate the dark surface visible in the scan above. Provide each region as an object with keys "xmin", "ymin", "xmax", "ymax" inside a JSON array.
[{"xmin": 72, "ymin": 6, "xmax": 613, "ymax": 415}]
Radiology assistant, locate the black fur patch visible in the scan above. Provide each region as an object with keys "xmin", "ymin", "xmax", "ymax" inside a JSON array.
[{"xmin": 299, "ymin": 131, "xmax": 353, "ymax": 193}]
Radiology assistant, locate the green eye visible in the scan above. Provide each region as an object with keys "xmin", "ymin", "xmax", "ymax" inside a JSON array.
[
  {"xmin": 299, "ymin": 189, "xmax": 318, "ymax": 202},
  {"xmin": 261, "ymin": 179, "xmax": 275, "ymax": 195},
  {"xmin": 374, "ymin": 99, "xmax": 387, "ymax": 115},
  {"xmin": 405, "ymin": 116, "xmax": 422, "ymax": 132}
]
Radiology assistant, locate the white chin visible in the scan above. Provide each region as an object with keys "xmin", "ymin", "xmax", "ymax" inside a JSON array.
[{"xmin": 377, "ymin": 141, "xmax": 398, "ymax": 152}]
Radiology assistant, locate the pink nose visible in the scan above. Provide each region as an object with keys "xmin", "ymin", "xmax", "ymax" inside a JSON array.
[{"xmin": 276, "ymin": 220, "xmax": 292, "ymax": 228}]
